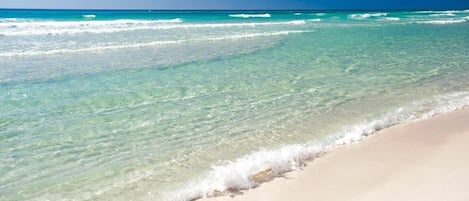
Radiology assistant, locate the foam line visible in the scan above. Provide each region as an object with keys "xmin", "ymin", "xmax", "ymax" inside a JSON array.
[
  {"xmin": 0, "ymin": 30, "xmax": 312, "ymax": 57},
  {"xmin": 348, "ymin": 12, "xmax": 388, "ymax": 19},
  {"xmin": 229, "ymin": 13, "xmax": 271, "ymax": 18},
  {"xmin": 82, "ymin": 14, "xmax": 96, "ymax": 19},
  {"xmin": 0, "ymin": 20, "xmax": 306, "ymax": 36},
  {"xmin": 417, "ymin": 17, "xmax": 468, "ymax": 25},
  {"xmin": 170, "ymin": 91, "xmax": 469, "ymax": 201}
]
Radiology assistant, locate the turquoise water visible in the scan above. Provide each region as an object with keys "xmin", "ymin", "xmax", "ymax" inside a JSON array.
[{"xmin": 1, "ymin": 9, "xmax": 469, "ymax": 201}]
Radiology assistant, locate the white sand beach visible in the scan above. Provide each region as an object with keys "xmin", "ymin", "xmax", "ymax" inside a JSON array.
[{"xmin": 202, "ymin": 108, "xmax": 469, "ymax": 201}]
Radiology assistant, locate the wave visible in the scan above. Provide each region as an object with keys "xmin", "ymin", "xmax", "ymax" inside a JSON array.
[
  {"xmin": 0, "ymin": 18, "xmax": 34, "ymax": 23},
  {"xmin": 82, "ymin": 14, "xmax": 96, "ymax": 19},
  {"xmin": 170, "ymin": 91, "xmax": 469, "ymax": 201},
  {"xmin": 417, "ymin": 17, "xmax": 469, "ymax": 24},
  {"xmin": 293, "ymin": 13, "xmax": 302, "ymax": 16},
  {"xmin": 0, "ymin": 19, "xmax": 305, "ymax": 36},
  {"xmin": 382, "ymin": 17, "xmax": 400, "ymax": 21},
  {"xmin": 0, "ymin": 18, "xmax": 182, "ymax": 28},
  {"xmin": 349, "ymin": 12, "xmax": 388, "ymax": 19},
  {"xmin": 414, "ymin": 10, "xmax": 469, "ymax": 14},
  {"xmin": 0, "ymin": 18, "xmax": 182, "ymax": 35},
  {"xmin": 229, "ymin": 13, "xmax": 271, "ymax": 18},
  {"xmin": 429, "ymin": 13, "xmax": 456, "ymax": 17},
  {"xmin": 0, "ymin": 30, "xmax": 312, "ymax": 57},
  {"xmin": 307, "ymin": 19, "xmax": 321, "ymax": 22}
]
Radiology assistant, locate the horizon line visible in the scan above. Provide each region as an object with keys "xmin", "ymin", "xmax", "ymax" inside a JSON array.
[{"xmin": 1, "ymin": 8, "xmax": 468, "ymax": 11}]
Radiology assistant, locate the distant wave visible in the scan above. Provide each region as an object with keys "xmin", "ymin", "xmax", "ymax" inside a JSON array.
[
  {"xmin": 0, "ymin": 18, "xmax": 183, "ymax": 35},
  {"xmin": 307, "ymin": 19, "xmax": 321, "ymax": 22},
  {"xmin": 0, "ymin": 18, "xmax": 34, "ymax": 23},
  {"xmin": 293, "ymin": 13, "xmax": 302, "ymax": 16},
  {"xmin": 0, "ymin": 30, "xmax": 312, "ymax": 57},
  {"xmin": 414, "ymin": 10, "xmax": 469, "ymax": 14},
  {"xmin": 417, "ymin": 19, "xmax": 466, "ymax": 25},
  {"xmin": 382, "ymin": 17, "xmax": 400, "ymax": 21},
  {"xmin": 0, "ymin": 19, "xmax": 306, "ymax": 36},
  {"xmin": 171, "ymin": 91, "xmax": 469, "ymax": 201},
  {"xmin": 349, "ymin": 12, "xmax": 388, "ymax": 19},
  {"xmin": 429, "ymin": 13, "xmax": 456, "ymax": 17},
  {"xmin": 82, "ymin": 14, "xmax": 96, "ymax": 19},
  {"xmin": 0, "ymin": 18, "xmax": 183, "ymax": 27},
  {"xmin": 417, "ymin": 16, "xmax": 469, "ymax": 25},
  {"xmin": 229, "ymin": 13, "xmax": 271, "ymax": 18}
]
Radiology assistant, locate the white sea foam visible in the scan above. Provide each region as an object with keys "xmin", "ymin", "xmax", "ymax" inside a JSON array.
[
  {"xmin": 82, "ymin": 14, "xmax": 96, "ymax": 19},
  {"xmin": 171, "ymin": 91, "xmax": 469, "ymax": 201},
  {"xmin": 417, "ymin": 17, "xmax": 468, "ymax": 24},
  {"xmin": 349, "ymin": 12, "xmax": 388, "ymax": 19},
  {"xmin": 417, "ymin": 10, "xmax": 468, "ymax": 14},
  {"xmin": 307, "ymin": 19, "xmax": 321, "ymax": 22},
  {"xmin": 229, "ymin": 13, "xmax": 271, "ymax": 18},
  {"xmin": 429, "ymin": 13, "xmax": 456, "ymax": 17},
  {"xmin": 0, "ymin": 19, "xmax": 305, "ymax": 36},
  {"xmin": 0, "ymin": 18, "xmax": 182, "ymax": 29},
  {"xmin": 0, "ymin": 18, "xmax": 182, "ymax": 35},
  {"xmin": 414, "ymin": 10, "xmax": 451, "ymax": 14},
  {"xmin": 0, "ymin": 18, "xmax": 33, "ymax": 23},
  {"xmin": 382, "ymin": 17, "xmax": 401, "ymax": 21},
  {"xmin": 294, "ymin": 13, "xmax": 302, "ymax": 16},
  {"xmin": 0, "ymin": 30, "xmax": 312, "ymax": 57}
]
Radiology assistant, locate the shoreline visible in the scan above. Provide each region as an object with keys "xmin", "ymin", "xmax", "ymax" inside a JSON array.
[{"xmin": 200, "ymin": 107, "xmax": 469, "ymax": 201}]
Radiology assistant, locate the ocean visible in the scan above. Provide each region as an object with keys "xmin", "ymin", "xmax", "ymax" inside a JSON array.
[{"xmin": 0, "ymin": 9, "xmax": 468, "ymax": 201}]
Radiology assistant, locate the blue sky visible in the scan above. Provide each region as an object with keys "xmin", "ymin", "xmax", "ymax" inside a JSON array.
[{"xmin": 1, "ymin": 0, "xmax": 468, "ymax": 10}]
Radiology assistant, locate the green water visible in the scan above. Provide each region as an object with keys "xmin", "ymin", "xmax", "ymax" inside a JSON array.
[{"xmin": 0, "ymin": 10, "xmax": 468, "ymax": 201}]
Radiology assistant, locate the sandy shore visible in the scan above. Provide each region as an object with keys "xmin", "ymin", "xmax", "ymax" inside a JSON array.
[{"xmin": 201, "ymin": 108, "xmax": 469, "ymax": 201}]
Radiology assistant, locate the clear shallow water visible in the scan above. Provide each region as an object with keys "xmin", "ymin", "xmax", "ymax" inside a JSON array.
[{"xmin": 0, "ymin": 9, "xmax": 469, "ymax": 201}]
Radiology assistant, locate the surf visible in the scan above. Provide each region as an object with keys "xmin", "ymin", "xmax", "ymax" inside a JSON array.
[
  {"xmin": 0, "ymin": 19, "xmax": 306, "ymax": 36},
  {"xmin": 171, "ymin": 91, "xmax": 469, "ymax": 201},
  {"xmin": 229, "ymin": 13, "xmax": 272, "ymax": 18},
  {"xmin": 0, "ymin": 30, "xmax": 312, "ymax": 57}
]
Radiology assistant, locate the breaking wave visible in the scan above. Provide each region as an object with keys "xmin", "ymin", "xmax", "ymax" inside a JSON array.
[
  {"xmin": 349, "ymin": 12, "xmax": 388, "ymax": 19},
  {"xmin": 429, "ymin": 13, "xmax": 456, "ymax": 17},
  {"xmin": 307, "ymin": 19, "xmax": 321, "ymax": 22},
  {"xmin": 414, "ymin": 10, "xmax": 469, "ymax": 14},
  {"xmin": 0, "ymin": 18, "xmax": 182, "ymax": 35},
  {"xmin": 229, "ymin": 13, "xmax": 272, "ymax": 18},
  {"xmin": 417, "ymin": 16, "xmax": 469, "ymax": 25},
  {"xmin": 0, "ymin": 30, "xmax": 312, "ymax": 57},
  {"xmin": 170, "ymin": 91, "xmax": 469, "ymax": 201},
  {"xmin": 0, "ymin": 19, "xmax": 306, "ymax": 36},
  {"xmin": 382, "ymin": 17, "xmax": 400, "ymax": 21},
  {"xmin": 82, "ymin": 14, "xmax": 96, "ymax": 19}
]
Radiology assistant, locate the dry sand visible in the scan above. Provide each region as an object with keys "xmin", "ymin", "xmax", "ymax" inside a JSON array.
[{"xmin": 201, "ymin": 108, "xmax": 469, "ymax": 201}]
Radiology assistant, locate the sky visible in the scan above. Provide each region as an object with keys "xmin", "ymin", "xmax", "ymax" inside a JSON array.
[{"xmin": 0, "ymin": 0, "xmax": 468, "ymax": 10}]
